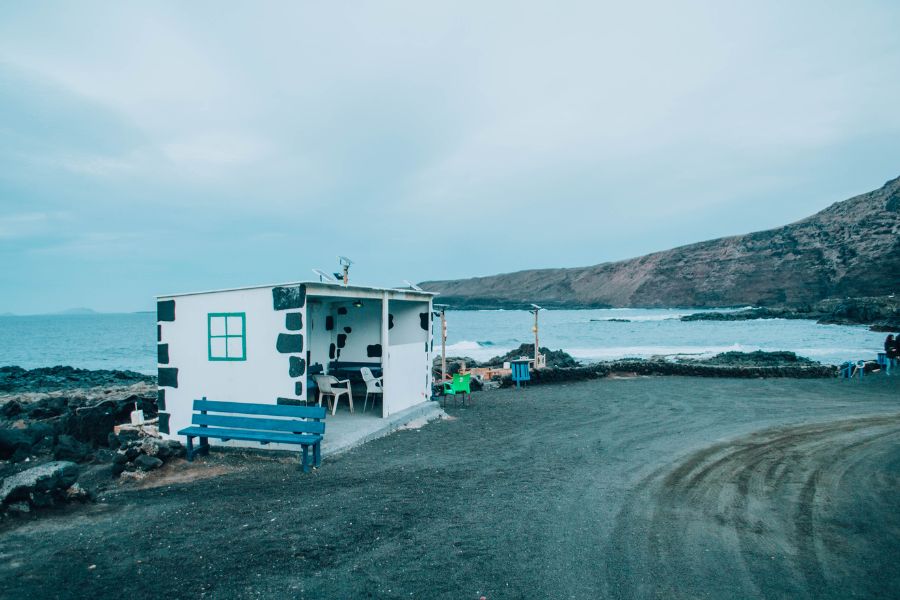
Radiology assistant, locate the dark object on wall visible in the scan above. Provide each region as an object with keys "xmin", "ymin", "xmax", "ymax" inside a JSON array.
[
  {"xmin": 367, "ymin": 344, "xmax": 382, "ymax": 358},
  {"xmin": 272, "ymin": 285, "xmax": 306, "ymax": 311},
  {"xmin": 337, "ymin": 307, "xmax": 348, "ymax": 315},
  {"xmin": 285, "ymin": 312, "xmax": 303, "ymax": 331},
  {"xmin": 158, "ymin": 412, "xmax": 170, "ymax": 434},
  {"xmin": 157, "ymin": 343, "xmax": 169, "ymax": 365},
  {"xmin": 276, "ymin": 334, "xmax": 304, "ymax": 354},
  {"xmin": 158, "ymin": 368, "xmax": 179, "ymax": 388},
  {"xmin": 420, "ymin": 312, "xmax": 429, "ymax": 331},
  {"xmin": 325, "ymin": 316, "xmax": 334, "ymax": 330},
  {"xmin": 295, "ymin": 381, "xmax": 303, "ymax": 397},
  {"xmin": 329, "ymin": 343, "xmax": 336, "ymax": 359},
  {"xmin": 337, "ymin": 333, "xmax": 347, "ymax": 349},
  {"xmin": 344, "ymin": 326, "xmax": 352, "ymax": 333},
  {"xmin": 157, "ymin": 389, "xmax": 166, "ymax": 411},
  {"xmin": 157, "ymin": 300, "xmax": 175, "ymax": 322},
  {"xmin": 289, "ymin": 356, "xmax": 306, "ymax": 378},
  {"xmin": 389, "ymin": 314, "xmax": 394, "ymax": 329},
  {"xmin": 277, "ymin": 397, "xmax": 304, "ymax": 406}
]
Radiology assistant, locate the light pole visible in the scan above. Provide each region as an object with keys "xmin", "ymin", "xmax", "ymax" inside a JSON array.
[
  {"xmin": 434, "ymin": 304, "xmax": 448, "ymax": 381},
  {"xmin": 531, "ymin": 304, "xmax": 543, "ymax": 368}
]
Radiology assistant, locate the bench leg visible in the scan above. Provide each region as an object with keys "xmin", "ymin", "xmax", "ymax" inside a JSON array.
[
  {"xmin": 185, "ymin": 436, "xmax": 195, "ymax": 462},
  {"xmin": 199, "ymin": 437, "xmax": 210, "ymax": 456},
  {"xmin": 301, "ymin": 445, "xmax": 310, "ymax": 473}
]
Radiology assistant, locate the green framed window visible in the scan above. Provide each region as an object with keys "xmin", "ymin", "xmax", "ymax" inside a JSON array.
[{"xmin": 208, "ymin": 312, "xmax": 246, "ymax": 361}]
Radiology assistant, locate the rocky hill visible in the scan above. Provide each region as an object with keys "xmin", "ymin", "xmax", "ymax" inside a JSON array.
[{"xmin": 422, "ymin": 176, "xmax": 900, "ymax": 309}]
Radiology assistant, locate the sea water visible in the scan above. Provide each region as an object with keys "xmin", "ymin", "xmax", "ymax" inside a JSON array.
[{"xmin": 0, "ymin": 309, "xmax": 889, "ymax": 375}]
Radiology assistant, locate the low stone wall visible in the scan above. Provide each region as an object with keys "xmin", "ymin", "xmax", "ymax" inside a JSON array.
[{"xmin": 499, "ymin": 360, "xmax": 837, "ymax": 387}]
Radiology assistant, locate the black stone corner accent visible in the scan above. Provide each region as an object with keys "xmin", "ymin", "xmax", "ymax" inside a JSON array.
[
  {"xmin": 157, "ymin": 299, "xmax": 175, "ymax": 322},
  {"xmin": 337, "ymin": 307, "xmax": 348, "ymax": 315},
  {"xmin": 277, "ymin": 397, "xmax": 304, "ymax": 406},
  {"xmin": 289, "ymin": 356, "xmax": 307, "ymax": 378},
  {"xmin": 157, "ymin": 324, "xmax": 161, "ymax": 342},
  {"xmin": 367, "ymin": 344, "xmax": 382, "ymax": 358},
  {"xmin": 420, "ymin": 312, "xmax": 429, "ymax": 331},
  {"xmin": 285, "ymin": 312, "xmax": 303, "ymax": 331},
  {"xmin": 157, "ymin": 389, "xmax": 166, "ymax": 411},
  {"xmin": 158, "ymin": 367, "xmax": 179, "ymax": 388},
  {"xmin": 343, "ymin": 326, "xmax": 352, "ymax": 334},
  {"xmin": 158, "ymin": 412, "xmax": 171, "ymax": 434},
  {"xmin": 329, "ymin": 343, "xmax": 336, "ymax": 360},
  {"xmin": 276, "ymin": 333, "xmax": 304, "ymax": 354},
  {"xmin": 294, "ymin": 381, "xmax": 303, "ymax": 397},
  {"xmin": 337, "ymin": 333, "xmax": 347, "ymax": 349},
  {"xmin": 157, "ymin": 343, "xmax": 170, "ymax": 365},
  {"xmin": 272, "ymin": 285, "xmax": 306, "ymax": 311},
  {"xmin": 389, "ymin": 314, "xmax": 394, "ymax": 329},
  {"xmin": 325, "ymin": 316, "xmax": 334, "ymax": 331}
]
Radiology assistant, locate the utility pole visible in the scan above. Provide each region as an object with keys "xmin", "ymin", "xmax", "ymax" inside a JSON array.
[
  {"xmin": 434, "ymin": 304, "xmax": 448, "ymax": 381},
  {"xmin": 531, "ymin": 304, "xmax": 543, "ymax": 368}
]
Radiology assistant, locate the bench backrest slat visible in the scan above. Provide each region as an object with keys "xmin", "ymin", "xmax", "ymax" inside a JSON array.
[
  {"xmin": 192, "ymin": 413, "xmax": 325, "ymax": 435},
  {"xmin": 194, "ymin": 399, "xmax": 326, "ymax": 420}
]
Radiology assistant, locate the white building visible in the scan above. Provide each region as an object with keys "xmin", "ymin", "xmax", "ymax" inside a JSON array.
[{"xmin": 155, "ymin": 281, "xmax": 435, "ymax": 446}]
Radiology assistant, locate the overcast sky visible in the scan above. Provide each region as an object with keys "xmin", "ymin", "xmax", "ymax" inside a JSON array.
[{"xmin": 1, "ymin": 1, "xmax": 899, "ymax": 313}]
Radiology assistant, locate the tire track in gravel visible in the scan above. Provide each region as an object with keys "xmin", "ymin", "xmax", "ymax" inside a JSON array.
[{"xmin": 605, "ymin": 413, "xmax": 900, "ymax": 599}]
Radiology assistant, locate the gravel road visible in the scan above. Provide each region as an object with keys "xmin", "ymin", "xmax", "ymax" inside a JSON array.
[{"xmin": 1, "ymin": 376, "xmax": 898, "ymax": 599}]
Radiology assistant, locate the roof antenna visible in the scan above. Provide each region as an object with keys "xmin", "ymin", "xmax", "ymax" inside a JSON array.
[
  {"xmin": 338, "ymin": 256, "xmax": 353, "ymax": 285},
  {"xmin": 312, "ymin": 269, "xmax": 337, "ymax": 283},
  {"xmin": 403, "ymin": 280, "xmax": 423, "ymax": 291}
]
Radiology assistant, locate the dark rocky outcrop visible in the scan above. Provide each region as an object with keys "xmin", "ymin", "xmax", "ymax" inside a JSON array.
[
  {"xmin": 422, "ymin": 176, "xmax": 900, "ymax": 310},
  {"xmin": 681, "ymin": 296, "xmax": 900, "ymax": 328},
  {"xmin": 0, "ymin": 461, "xmax": 82, "ymax": 513},
  {"xmin": 484, "ymin": 344, "xmax": 580, "ymax": 369},
  {"xmin": 0, "ymin": 365, "xmax": 154, "ymax": 394}
]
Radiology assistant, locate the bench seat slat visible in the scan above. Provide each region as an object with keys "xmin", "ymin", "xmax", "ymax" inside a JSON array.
[
  {"xmin": 194, "ymin": 399, "xmax": 326, "ymax": 420},
  {"xmin": 192, "ymin": 413, "xmax": 325, "ymax": 435},
  {"xmin": 178, "ymin": 426, "xmax": 321, "ymax": 446}
]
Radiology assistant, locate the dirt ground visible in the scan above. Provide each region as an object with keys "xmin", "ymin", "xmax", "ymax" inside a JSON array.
[{"xmin": 1, "ymin": 376, "xmax": 898, "ymax": 599}]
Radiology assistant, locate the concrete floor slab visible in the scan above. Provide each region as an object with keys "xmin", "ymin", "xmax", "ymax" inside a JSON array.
[{"xmin": 320, "ymin": 400, "xmax": 447, "ymax": 457}]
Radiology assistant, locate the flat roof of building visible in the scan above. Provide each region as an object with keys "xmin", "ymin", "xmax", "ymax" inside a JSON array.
[{"xmin": 156, "ymin": 280, "xmax": 436, "ymax": 300}]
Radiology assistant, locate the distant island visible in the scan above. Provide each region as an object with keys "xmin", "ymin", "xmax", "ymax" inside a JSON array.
[
  {"xmin": 56, "ymin": 308, "xmax": 98, "ymax": 315},
  {"xmin": 421, "ymin": 176, "xmax": 900, "ymax": 321}
]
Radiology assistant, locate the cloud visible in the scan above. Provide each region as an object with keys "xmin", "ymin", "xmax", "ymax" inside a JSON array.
[
  {"xmin": 0, "ymin": 212, "xmax": 69, "ymax": 240},
  {"xmin": 162, "ymin": 132, "xmax": 272, "ymax": 171}
]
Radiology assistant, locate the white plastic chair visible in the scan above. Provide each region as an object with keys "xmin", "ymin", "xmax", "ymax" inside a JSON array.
[
  {"xmin": 360, "ymin": 367, "xmax": 383, "ymax": 412},
  {"xmin": 313, "ymin": 375, "xmax": 353, "ymax": 415}
]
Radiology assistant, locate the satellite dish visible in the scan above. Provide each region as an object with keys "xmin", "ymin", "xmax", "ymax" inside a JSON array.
[
  {"xmin": 312, "ymin": 269, "xmax": 337, "ymax": 283},
  {"xmin": 338, "ymin": 256, "xmax": 354, "ymax": 266},
  {"xmin": 531, "ymin": 304, "xmax": 543, "ymax": 311},
  {"xmin": 403, "ymin": 280, "xmax": 423, "ymax": 291}
]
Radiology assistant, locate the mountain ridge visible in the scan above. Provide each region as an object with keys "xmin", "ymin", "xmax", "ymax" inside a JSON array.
[{"xmin": 421, "ymin": 176, "xmax": 900, "ymax": 309}]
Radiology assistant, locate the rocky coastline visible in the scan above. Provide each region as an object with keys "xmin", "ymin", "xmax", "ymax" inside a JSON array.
[
  {"xmin": 0, "ymin": 366, "xmax": 182, "ymax": 519},
  {"xmin": 681, "ymin": 296, "xmax": 900, "ymax": 331}
]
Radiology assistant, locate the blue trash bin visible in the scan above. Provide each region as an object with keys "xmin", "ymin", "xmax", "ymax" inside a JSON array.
[{"xmin": 510, "ymin": 359, "xmax": 531, "ymax": 388}]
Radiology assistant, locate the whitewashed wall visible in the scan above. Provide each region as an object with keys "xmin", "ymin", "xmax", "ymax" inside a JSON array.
[
  {"xmin": 384, "ymin": 299, "xmax": 432, "ymax": 415},
  {"xmin": 157, "ymin": 286, "xmax": 306, "ymax": 446}
]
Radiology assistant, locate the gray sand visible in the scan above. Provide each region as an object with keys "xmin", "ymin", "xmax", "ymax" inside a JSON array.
[{"xmin": 1, "ymin": 376, "xmax": 898, "ymax": 599}]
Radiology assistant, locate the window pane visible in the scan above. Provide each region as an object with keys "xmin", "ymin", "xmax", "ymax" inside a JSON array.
[
  {"xmin": 210, "ymin": 337, "xmax": 227, "ymax": 358},
  {"xmin": 209, "ymin": 316, "xmax": 226, "ymax": 336},
  {"xmin": 226, "ymin": 315, "xmax": 244, "ymax": 335},
  {"xmin": 227, "ymin": 336, "xmax": 244, "ymax": 359}
]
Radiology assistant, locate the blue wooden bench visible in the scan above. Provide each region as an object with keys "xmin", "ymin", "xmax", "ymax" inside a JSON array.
[{"xmin": 178, "ymin": 398, "xmax": 326, "ymax": 472}]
